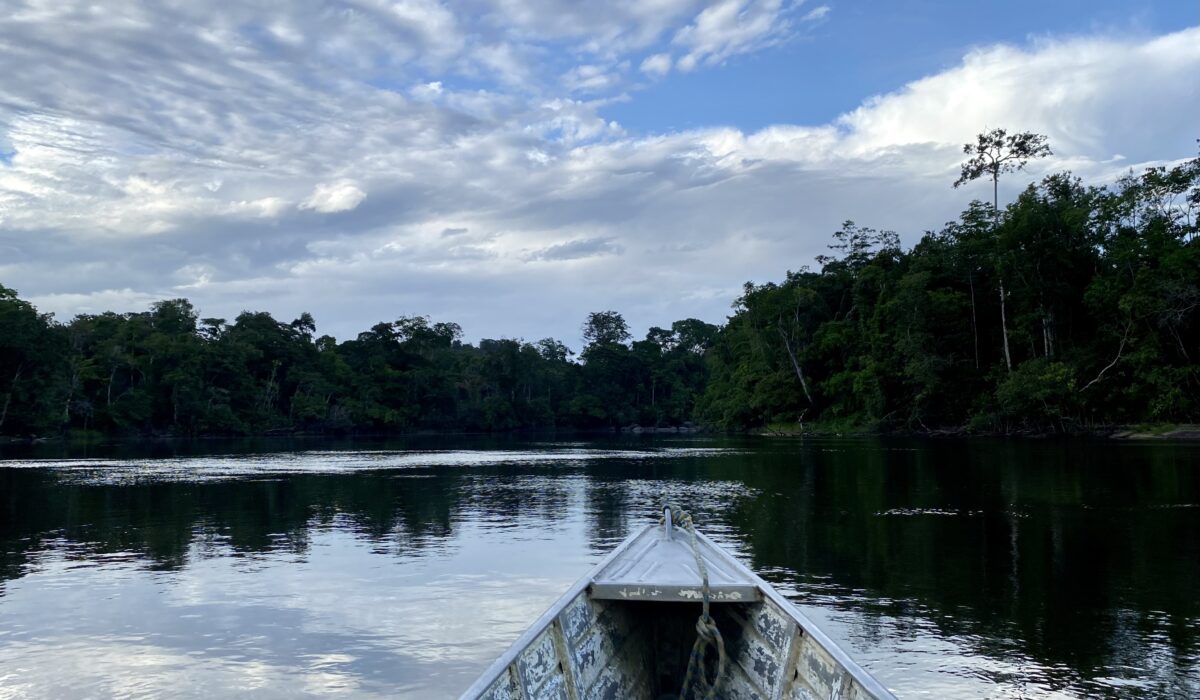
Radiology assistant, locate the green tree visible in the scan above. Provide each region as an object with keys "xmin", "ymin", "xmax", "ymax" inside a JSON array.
[
  {"xmin": 581, "ymin": 311, "xmax": 631, "ymax": 348},
  {"xmin": 0, "ymin": 285, "xmax": 62, "ymax": 433},
  {"xmin": 954, "ymin": 129, "xmax": 1053, "ymax": 372}
]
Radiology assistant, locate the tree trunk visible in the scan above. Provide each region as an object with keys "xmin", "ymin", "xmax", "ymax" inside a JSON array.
[
  {"xmin": 1000, "ymin": 280, "xmax": 1013, "ymax": 373},
  {"xmin": 289, "ymin": 387, "xmax": 302, "ymax": 421},
  {"xmin": 1169, "ymin": 325, "xmax": 1191, "ymax": 361},
  {"xmin": 260, "ymin": 362, "xmax": 279, "ymax": 412},
  {"xmin": 969, "ymin": 272, "xmax": 979, "ymax": 369},
  {"xmin": 1042, "ymin": 312, "xmax": 1053, "ymax": 358},
  {"xmin": 0, "ymin": 392, "xmax": 11, "ymax": 431},
  {"xmin": 993, "ymin": 175, "xmax": 999, "ymax": 224},
  {"xmin": 0, "ymin": 364, "xmax": 24, "ymax": 430},
  {"xmin": 777, "ymin": 324, "xmax": 814, "ymax": 405},
  {"xmin": 63, "ymin": 369, "xmax": 79, "ymax": 424},
  {"xmin": 993, "ymin": 171, "xmax": 1012, "ymax": 373}
]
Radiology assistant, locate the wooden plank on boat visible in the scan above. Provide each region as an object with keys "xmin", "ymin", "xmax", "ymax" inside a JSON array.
[{"xmin": 589, "ymin": 523, "xmax": 761, "ymax": 603}]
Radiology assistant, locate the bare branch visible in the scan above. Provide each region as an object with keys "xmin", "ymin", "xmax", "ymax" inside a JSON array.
[{"xmin": 1079, "ymin": 320, "xmax": 1133, "ymax": 393}]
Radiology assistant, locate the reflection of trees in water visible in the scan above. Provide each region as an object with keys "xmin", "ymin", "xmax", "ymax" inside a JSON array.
[
  {"xmin": 726, "ymin": 439, "xmax": 1200, "ymax": 695},
  {"xmin": 0, "ymin": 461, "xmax": 595, "ymax": 586},
  {"xmin": 456, "ymin": 467, "xmax": 574, "ymax": 525},
  {"xmin": 0, "ymin": 468, "xmax": 467, "ymax": 582},
  {"xmin": 584, "ymin": 473, "xmax": 631, "ymax": 548},
  {"xmin": 580, "ymin": 455, "xmax": 763, "ymax": 552}
]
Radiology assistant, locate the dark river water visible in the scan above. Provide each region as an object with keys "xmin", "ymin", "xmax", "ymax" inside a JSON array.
[{"xmin": 0, "ymin": 436, "xmax": 1197, "ymax": 699}]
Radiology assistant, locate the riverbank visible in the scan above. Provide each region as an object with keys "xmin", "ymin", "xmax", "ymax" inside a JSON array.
[
  {"xmin": 0, "ymin": 423, "xmax": 704, "ymax": 447},
  {"xmin": 1108, "ymin": 424, "xmax": 1200, "ymax": 440},
  {"xmin": 756, "ymin": 422, "xmax": 1200, "ymax": 440},
  {"xmin": 7, "ymin": 422, "xmax": 1200, "ymax": 447}
]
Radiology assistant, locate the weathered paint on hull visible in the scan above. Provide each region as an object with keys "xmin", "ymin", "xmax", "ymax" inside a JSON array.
[
  {"xmin": 471, "ymin": 593, "xmax": 885, "ymax": 700},
  {"xmin": 462, "ymin": 528, "xmax": 896, "ymax": 700},
  {"xmin": 477, "ymin": 593, "xmax": 651, "ymax": 700}
]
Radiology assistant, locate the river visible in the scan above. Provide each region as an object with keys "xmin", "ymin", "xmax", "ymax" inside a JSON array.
[{"xmin": 0, "ymin": 436, "xmax": 1197, "ymax": 698}]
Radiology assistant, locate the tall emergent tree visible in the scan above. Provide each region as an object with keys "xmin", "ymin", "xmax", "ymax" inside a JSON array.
[{"xmin": 953, "ymin": 128, "xmax": 1052, "ymax": 372}]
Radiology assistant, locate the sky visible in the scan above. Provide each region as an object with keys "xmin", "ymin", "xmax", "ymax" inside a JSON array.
[{"xmin": 1, "ymin": 0, "xmax": 1198, "ymax": 349}]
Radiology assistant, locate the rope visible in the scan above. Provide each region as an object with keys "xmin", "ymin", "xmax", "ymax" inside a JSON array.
[{"xmin": 663, "ymin": 505, "xmax": 727, "ymax": 700}]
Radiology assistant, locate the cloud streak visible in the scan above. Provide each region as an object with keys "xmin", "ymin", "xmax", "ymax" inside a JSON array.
[{"xmin": 527, "ymin": 237, "xmax": 624, "ymax": 261}]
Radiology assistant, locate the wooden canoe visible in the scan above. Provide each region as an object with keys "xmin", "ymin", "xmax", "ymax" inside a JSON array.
[{"xmin": 460, "ymin": 514, "xmax": 896, "ymax": 700}]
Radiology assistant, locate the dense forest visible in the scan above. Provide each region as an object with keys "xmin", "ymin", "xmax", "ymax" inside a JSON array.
[
  {"xmin": 0, "ymin": 296, "xmax": 716, "ymax": 436},
  {"xmin": 2, "ymin": 134, "xmax": 1198, "ymax": 437},
  {"xmin": 700, "ymin": 137, "xmax": 1200, "ymax": 433}
]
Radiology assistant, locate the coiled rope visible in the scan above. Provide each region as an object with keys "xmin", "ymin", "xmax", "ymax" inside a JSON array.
[{"xmin": 663, "ymin": 505, "xmax": 727, "ymax": 700}]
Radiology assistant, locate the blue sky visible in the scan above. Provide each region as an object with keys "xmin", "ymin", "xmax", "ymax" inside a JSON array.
[
  {"xmin": 0, "ymin": 1, "xmax": 1198, "ymax": 345},
  {"xmin": 608, "ymin": 1, "xmax": 1197, "ymax": 132}
]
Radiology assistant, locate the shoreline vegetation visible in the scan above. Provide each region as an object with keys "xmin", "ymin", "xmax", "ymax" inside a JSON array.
[
  {"xmin": 757, "ymin": 421, "xmax": 1200, "ymax": 441},
  {"xmin": 5, "ymin": 423, "xmax": 1200, "ymax": 447},
  {"xmin": 2, "ymin": 133, "xmax": 1198, "ymax": 442}
]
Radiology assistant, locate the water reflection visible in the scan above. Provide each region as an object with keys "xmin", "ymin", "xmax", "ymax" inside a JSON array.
[{"xmin": 0, "ymin": 437, "xmax": 1198, "ymax": 698}]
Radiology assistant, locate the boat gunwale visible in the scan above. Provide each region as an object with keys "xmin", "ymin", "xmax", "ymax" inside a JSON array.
[
  {"xmin": 691, "ymin": 528, "xmax": 897, "ymax": 700},
  {"xmin": 457, "ymin": 523, "xmax": 897, "ymax": 700},
  {"xmin": 456, "ymin": 527, "xmax": 645, "ymax": 699}
]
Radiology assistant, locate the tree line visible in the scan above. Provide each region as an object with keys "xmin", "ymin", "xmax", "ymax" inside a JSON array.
[
  {"xmin": 0, "ymin": 290, "xmax": 716, "ymax": 436},
  {"xmin": 2, "ymin": 132, "xmax": 1198, "ymax": 437}
]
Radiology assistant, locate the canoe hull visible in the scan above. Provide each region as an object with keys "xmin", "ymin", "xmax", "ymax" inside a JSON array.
[{"xmin": 462, "ymin": 528, "xmax": 895, "ymax": 700}]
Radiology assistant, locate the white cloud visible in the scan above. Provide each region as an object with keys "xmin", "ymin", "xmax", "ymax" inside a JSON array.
[
  {"xmin": 299, "ymin": 182, "xmax": 367, "ymax": 214},
  {"xmin": 475, "ymin": 0, "xmax": 700, "ymax": 55},
  {"xmin": 561, "ymin": 64, "xmax": 625, "ymax": 94},
  {"xmin": 836, "ymin": 28, "xmax": 1200, "ymax": 162},
  {"xmin": 673, "ymin": 0, "xmax": 792, "ymax": 71},
  {"xmin": 801, "ymin": 5, "xmax": 830, "ymax": 22},
  {"xmin": 411, "ymin": 81, "xmax": 444, "ymax": 100},
  {"xmin": 26, "ymin": 288, "xmax": 165, "ymax": 318},
  {"xmin": 173, "ymin": 263, "xmax": 216, "ymax": 290},
  {"xmin": 640, "ymin": 52, "xmax": 673, "ymax": 77},
  {"xmin": 248, "ymin": 197, "xmax": 290, "ymax": 218}
]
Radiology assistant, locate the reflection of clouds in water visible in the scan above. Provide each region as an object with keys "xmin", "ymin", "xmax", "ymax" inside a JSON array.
[
  {"xmin": 7, "ymin": 447, "xmax": 744, "ymax": 485},
  {"xmin": 0, "ymin": 563, "xmax": 395, "ymax": 697},
  {"xmin": 0, "ymin": 641, "xmax": 286, "ymax": 699},
  {"xmin": 0, "ymin": 522, "xmax": 597, "ymax": 699}
]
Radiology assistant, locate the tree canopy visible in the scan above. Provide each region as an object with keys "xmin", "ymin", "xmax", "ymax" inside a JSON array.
[{"xmin": 700, "ymin": 147, "xmax": 1200, "ymax": 432}]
